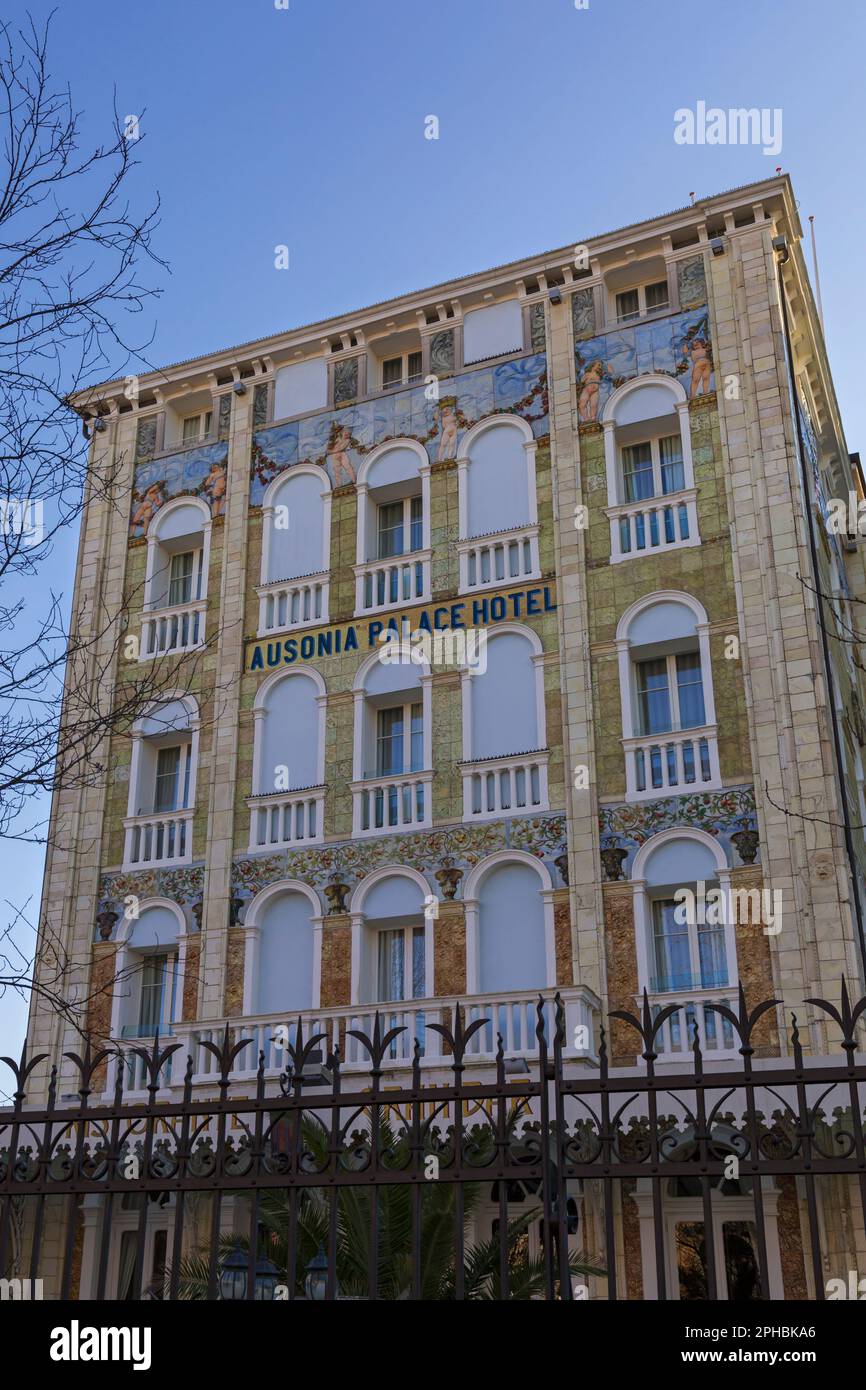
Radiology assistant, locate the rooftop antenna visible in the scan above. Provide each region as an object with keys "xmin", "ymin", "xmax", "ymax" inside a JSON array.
[{"xmin": 808, "ymin": 215, "xmax": 825, "ymax": 335}]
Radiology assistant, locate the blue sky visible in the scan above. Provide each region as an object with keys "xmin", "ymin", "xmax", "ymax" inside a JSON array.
[{"xmin": 2, "ymin": 0, "xmax": 864, "ymax": 1062}]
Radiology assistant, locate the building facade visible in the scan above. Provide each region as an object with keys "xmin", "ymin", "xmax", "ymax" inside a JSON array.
[{"xmin": 16, "ymin": 173, "xmax": 866, "ymax": 1299}]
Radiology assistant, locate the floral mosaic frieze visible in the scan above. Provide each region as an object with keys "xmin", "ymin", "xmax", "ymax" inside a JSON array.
[
  {"xmin": 129, "ymin": 440, "xmax": 229, "ymax": 539},
  {"xmin": 231, "ymin": 812, "xmax": 568, "ymax": 912},
  {"xmin": 249, "ymin": 352, "xmax": 549, "ymax": 501},
  {"xmin": 598, "ymin": 784, "xmax": 758, "ymax": 881},
  {"xmin": 96, "ymin": 865, "xmax": 206, "ymax": 940},
  {"xmin": 575, "ymin": 304, "xmax": 713, "ymax": 423}
]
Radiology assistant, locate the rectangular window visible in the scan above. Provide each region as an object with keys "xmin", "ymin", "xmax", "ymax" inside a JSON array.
[
  {"xmin": 168, "ymin": 551, "xmax": 194, "ymax": 606},
  {"xmin": 676, "ymin": 651, "xmax": 706, "ymax": 728},
  {"xmin": 377, "ymin": 707, "xmax": 405, "ymax": 776},
  {"xmin": 376, "ymin": 925, "xmax": 426, "ymax": 1002},
  {"xmin": 377, "ymin": 501, "xmax": 404, "ymax": 558},
  {"xmin": 182, "ymin": 411, "xmax": 212, "ymax": 444},
  {"xmin": 615, "ymin": 288, "xmax": 640, "ymax": 323},
  {"xmin": 154, "ymin": 746, "xmax": 181, "ymax": 812},
  {"xmin": 410, "ymin": 702, "xmax": 423, "ymax": 771},
  {"xmin": 652, "ymin": 899, "xmax": 691, "ymax": 992},
  {"xmin": 644, "ymin": 280, "xmax": 669, "ymax": 312},
  {"xmin": 622, "ymin": 442, "xmax": 654, "ymax": 502},
  {"xmin": 659, "ymin": 435, "xmax": 685, "ymax": 494},
  {"xmin": 409, "ymin": 496, "xmax": 423, "ymax": 552},
  {"xmin": 407, "ymin": 351, "xmax": 422, "ymax": 383},
  {"xmin": 637, "ymin": 658, "xmax": 672, "ymax": 735},
  {"xmin": 138, "ymin": 953, "xmax": 168, "ymax": 1034},
  {"xmin": 382, "ymin": 357, "xmax": 402, "ymax": 388}
]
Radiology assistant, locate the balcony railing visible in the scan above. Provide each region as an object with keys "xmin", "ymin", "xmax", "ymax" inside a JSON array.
[
  {"xmin": 247, "ymin": 786, "xmax": 325, "ymax": 851},
  {"xmin": 351, "ymin": 769, "xmax": 432, "ymax": 836},
  {"xmin": 623, "ymin": 724, "xmax": 721, "ymax": 801},
  {"xmin": 256, "ymin": 572, "xmax": 329, "ymax": 636},
  {"xmin": 122, "ymin": 809, "xmax": 193, "ymax": 868},
  {"xmin": 606, "ymin": 487, "xmax": 699, "ymax": 564},
  {"xmin": 461, "ymin": 751, "xmax": 549, "ymax": 821},
  {"xmin": 457, "ymin": 524, "xmax": 540, "ymax": 593},
  {"xmin": 645, "ymin": 986, "xmax": 738, "ymax": 1060},
  {"xmin": 107, "ymin": 987, "xmax": 600, "ymax": 1092},
  {"xmin": 353, "ymin": 550, "xmax": 431, "ymax": 615},
  {"xmin": 140, "ymin": 599, "xmax": 206, "ymax": 658}
]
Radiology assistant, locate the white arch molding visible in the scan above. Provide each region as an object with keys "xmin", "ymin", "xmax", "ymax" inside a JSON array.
[
  {"xmin": 251, "ymin": 666, "xmax": 328, "ymax": 795},
  {"xmin": 347, "ymin": 865, "xmax": 434, "ymax": 1004},
  {"xmin": 350, "ymin": 645, "xmax": 433, "ymax": 783},
  {"xmin": 260, "ymin": 463, "xmax": 332, "ymax": 585},
  {"xmin": 107, "ymin": 896, "xmax": 191, "ymax": 1088},
  {"xmin": 126, "ymin": 693, "xmax": 201, "ymax": 825},
  {"xmin": 455, "ymin": 414, "xmax": 538, "ymax": 541},
  {"xmin": 241, "ymin": 879, "xmax": 325, "ymax": 1015},
  {"xmin": 355, "ymin": 437, "xmax": 432, "ymax": 563},
  {"xmin": 629, "ymin": 827, "xmax": 735, "ymax": 999},
  {"xmin": 459, "ymin": 621, "xmax": 547, "ymax": 762},
  {"xmin": 144, "ymin": 494, "xmax": 212, "ymax": 610},
  {"xmin": 462, "ymin": 850, "xmax": 556, "ymax": 995}
]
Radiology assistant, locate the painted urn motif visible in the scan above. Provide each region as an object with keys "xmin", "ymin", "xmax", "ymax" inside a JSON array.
[
  {"xmin": 730, "ymin": 816, "xmax": 759, "ymax": 865},
  {"xmin": 600, "ymin": 837, "xmax": 628, "ymax": 882},
  {"xmin": 435, "ymin": 855, "xmax": 463, "ymax": 900}
]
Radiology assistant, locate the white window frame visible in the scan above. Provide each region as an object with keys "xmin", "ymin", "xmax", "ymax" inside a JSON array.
[
  {"xmin": 375, "ymin": 700, "xmax": 423, "ymax": 778},
  {"xmin": 376, "ymin": 495, "xmax": 423, "ymax": 558},
  {"xmin": 143, "ymin": 497, "xmax": 212, "ymax": 613},
  {"xmin": 620, "ymin": 433, "xmax": 685, "ymax": 504},
  {"xmin": 634, "ymin": 650, "xmax": 706, "ymax": 736},
  {"xmin": 374, "ymin": 921, "xmax": 427, "ymax": 1003},
  {"xmin": 379, "ymin": 349, "xmax": 423, "ymax": 391},
  {"xmin": 612, "ymin": 278, "xmax": 670, "ymax": 324},
  {"xmin": 181, "ymin": 409, "xmax": 212, "ymax": 444}
]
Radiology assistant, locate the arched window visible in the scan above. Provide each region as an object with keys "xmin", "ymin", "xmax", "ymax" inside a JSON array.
[
  {"xmin": 125, "ymin": 697, "xmax": 199, "ymax": 867},
  {"xmin": 616, "ymin": 594, "xmax": 719, "ymax": 801},
  {"xmin": 258, "ymin": 466, "xmax": 331, "ymax": 635},
  {"xmin": 142, "ymin": 497, "xmax": 210, "ymax": 656},
  {"xmin": 352, "ymin": 649, "xmax": 432, "ymax": 835},
  {"xmin": 601, "ymin": 377, "xmax": 699, "ymax": 562},
  {"xmin": 460, "ymin": 625, "xmax": 548, "ymax": 819},
  {"xmin": 350, "ymin": 870, "xmax": 432, "ymax": 1007},
  {"xmin": 243, "ymin": 883, "xmax": 320, "ymax": 1017},
  {"xmin": 457, "ymin": 418, "xmax": 539, "ymax": 592},
  {"xmin": 462, "ymin": 853, "xmax": 556, "ymax": 1054},
  {"xmin": 108, "ymin": 899, "xmax": 189, "ymax": 1093},
  {"xmin": 355, "ymin": 441, "xmax": 431, "ymax": 614},
  {"xmin": 249, "ymin": 670, "xmax": 326, "ymax": 849},
  {"xmin": 631, "ymin": 831, "xmax": 737, "ymax": 1058}
]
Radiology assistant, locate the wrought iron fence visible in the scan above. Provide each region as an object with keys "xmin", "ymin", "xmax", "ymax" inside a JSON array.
[{"xmin": 1, "ymin": 981, "xmax": 864, "ymax": 1301}]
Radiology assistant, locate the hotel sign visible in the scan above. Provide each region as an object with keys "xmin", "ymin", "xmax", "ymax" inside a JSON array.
[{"xmin": 245, "ymin": 580, "xmax": 557, "ymax": 673}]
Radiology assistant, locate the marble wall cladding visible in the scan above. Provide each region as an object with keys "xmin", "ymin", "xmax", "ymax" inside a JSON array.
[
  {"xmin": 429, "ymin": 329, "xmax": 455, "ymax": 375},
  {"xmin": 598, "ymin": 784, "xmax": 758, "ymax": 879},
  {"xmin": 333, "ymin": 356, "xmax": 359, "ymax": 406},
  {"xmin": 249, "ymin": 352, "xmax": 549, "ymax": 503},
  {"xmin": 129, "ymin": 440, "xmax": 229, "ymax": 539},
  {"xmin": 575, "ymin": 306, "xmax": 713, "ymax": 422}
]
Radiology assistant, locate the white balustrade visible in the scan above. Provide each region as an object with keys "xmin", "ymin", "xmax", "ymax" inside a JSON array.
[
  {"xmin": 606, "ymin": 488, "xmax": 699, "ymax": 563},
  {"xmin": 352, "ymin": 770, "xmax": 432, "ymax": 836},
  {"xmin": 353, "ymin": 551, "xmax": 431, "ymax": 615},
  {"xmin": 122, "ymin": 810, "xmax": 194, "ymax": 868},
  {"xmin": 257, "ymin": 573, "xmax": 329, "ymax": 635},
  {"xmin": 140, "ymin": 600, "xmax": 206, "ymax": 658},
  {"xmin": 461, "ymin": 752, "xmax": 549, "ymax": 821},
  {"xmin": 458, "ymin": 525, "xmax": 540, "ymax": 593},
  {"xmin": 247, "ymin": 787, "xmax": 325, "ymax": 850},
  {"xmin": 623, "ymin": 725, "xmax": 720, "ymax": 801}
]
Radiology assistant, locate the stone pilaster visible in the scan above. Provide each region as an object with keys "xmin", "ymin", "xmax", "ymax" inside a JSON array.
[{"xmin": 433, "ymin": 900, "xmax": 466, "ymax": 996}]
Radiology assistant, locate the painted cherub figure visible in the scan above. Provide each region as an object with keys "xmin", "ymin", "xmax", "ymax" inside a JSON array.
[
  {"xmin": 688, "ymin": 337, "xmax": 712, "ymax": 397},
  {"xmin": 436, "ymin": 402, "xmax": 459, "ymax": 461},
  {"xmin": 200, "ymin": 461, "xmax": 227, "ymax": 517},
  {"xmin": 577, "ymin": 358, "xmax": 605, "ymax": 422},
  {"xmin": 327, "ymin": 424, "xmax": 356, "ymax": 485},
  {"xmin": 130, "ymin": 482, "xmax": 165, "ymax": 536}
]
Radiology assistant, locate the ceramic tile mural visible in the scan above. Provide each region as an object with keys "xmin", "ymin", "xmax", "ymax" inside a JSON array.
[
  {"xmin": 574, "ymin": 305, "xmax": 713, "ymax": 423},
  {"xmin": 129, "ymin": 440, "xmax": 229, "ymax": 539},
  {"xmin": 529, "ymin": 302, "xmax": 546, "ymax": 351},
  {"xmin": 253, "ymin": 382, "xmax": 270, "ymax": 429},
  {"xmin": 135, "ymin": 415, "xmax": 158, "ymax": 462},
  {"xmin": 598, "ymin": 784, "xmax": 758, "ymax": 879},
  {"xmin": 229, "ymin": 810, "xmax": 567, "ymax": 911},
  {"xmin": 676, "ymin": 254, "xmax": 708, "ymax": 310},
  {"xmin": 249, "ymin": 352, "xmax": 549, "ymax": 501},
  {"xmin": 571, "ymin": 286, "xmax": 597, "ymax": 341},
  {"xmin": 430, "ymin": 329, "xmax": 455, "ymax": 375},
  {"xmin": 333, "ymin": 356, "xmax": 359, "ymax": 405},
  {"xmin": 217, "ymin": 393, "xmax": 232, "ymax": 440}
]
